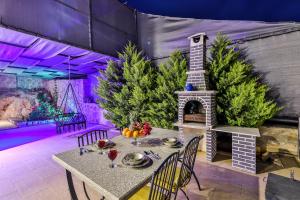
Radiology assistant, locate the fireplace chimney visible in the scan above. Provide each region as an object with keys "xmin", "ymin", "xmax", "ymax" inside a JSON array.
[
  {"xmin": 187, "ymin": 33, "xmax": 208, "ymax": 90},
  {"xmin": 176, "ymin": 32, "xmax": 217, "ymax": 162}
]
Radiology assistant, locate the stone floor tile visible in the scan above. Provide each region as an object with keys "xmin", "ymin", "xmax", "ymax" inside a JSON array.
[{"xmin": 0, "ymin": 125, "xmax": 261, "ymax": 200}]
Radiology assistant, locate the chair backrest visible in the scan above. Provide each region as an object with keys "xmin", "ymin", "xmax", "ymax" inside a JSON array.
[
  {"xmin": 55, "ymin": 113, "xmax": 86, "ymax": 124},
  {"xmin": 148, "ymin": 151, "xmax": 179, "ymax": 200},
  {"xmin": 77, "ymin": 130, "xmax": 108, "ymax": 147},
  {"xmin": 178, "ymin": 136, "xmax": 202, "ymax": 188}
]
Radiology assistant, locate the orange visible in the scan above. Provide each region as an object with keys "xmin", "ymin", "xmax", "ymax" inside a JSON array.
[
  {"xmin": 125, "ymin": 130, "xmax": 133, "ymax": 138},
  {"xmin": 139, "ymin": 130, "xmax": 144, "ymax": 136},
  {"xmin": 133, "ymin": 131, "xmax": 139, "ymax": 138},
  {"xmin": 122, "ymin": 129, "xmax": 128, "ymax": 136},
  {"xmin": 129, "ymin": 131, "xmax": 134, "ymax": 137}
]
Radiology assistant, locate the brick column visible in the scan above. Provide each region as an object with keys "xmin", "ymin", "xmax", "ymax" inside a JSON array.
[
  {"xmin": 232, "ymin": 134, "xmax": 256, "ymax": 174},
  {"xmin": 187, "ymin": 33, "xmax": 208, "ymax": 90},
  {"xmin": 206, "ymin": 130, "xmax": 217, "ymax": 161}
]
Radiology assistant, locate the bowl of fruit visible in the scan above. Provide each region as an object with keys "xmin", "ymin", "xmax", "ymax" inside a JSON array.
[{"xmin": 122, "ymin": 122, "xmax": 152, "ymax": 145}]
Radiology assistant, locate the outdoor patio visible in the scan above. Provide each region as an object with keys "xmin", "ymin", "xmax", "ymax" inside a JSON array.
[
  {"xmin": 0, "ymin": 126, "xmax": 261, "ymax": 200},
  {"xmin": 1, "ymin": 1, "xmax": 300, "ymax": 200}
]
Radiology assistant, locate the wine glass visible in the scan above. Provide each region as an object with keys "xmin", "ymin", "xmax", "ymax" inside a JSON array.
[
  {"xmin": 98, "ymin": 140, "xmax": 106, "ymax": 155},
  {"xmin": 108, "ymin": 148, "xmax": 118, "ymax": 168},
  {"xmin": 133, "ymin": 133, "xmax": 140, "ymax": 146}
]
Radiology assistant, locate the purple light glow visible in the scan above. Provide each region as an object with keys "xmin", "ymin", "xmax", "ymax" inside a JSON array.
[{"xmin": 0, "ymin": 124, "xmax": 57, "ymax": 151}]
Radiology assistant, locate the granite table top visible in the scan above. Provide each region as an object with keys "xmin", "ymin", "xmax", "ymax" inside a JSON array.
[{"xmin": 53, "ymin": 128, "xmax": 197, "ymax": 200}]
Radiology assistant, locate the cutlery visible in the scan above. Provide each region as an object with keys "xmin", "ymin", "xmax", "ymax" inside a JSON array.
[
  {"xmin": 145, "ymin": 151, "xmax": 160, "ymax": 160},
  {"xmin": 144, "ymin": 151, "xmax": 157, "ymax": 160},
  {"xmin": 80, "ymin": 147, "xmax": 92, "ymax": 155},
  {"xmin": 149, "ymin": 150, "xmax": 161, "ymax": 159},
  {"xmin": 80, "ymin": 147, "xmax": 84, "ymax": 156}
]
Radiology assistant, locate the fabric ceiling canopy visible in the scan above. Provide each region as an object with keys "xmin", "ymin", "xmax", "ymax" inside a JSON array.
[{"xmin": 0, "ymin": 27, "xmax": 116, "ymax": 79}]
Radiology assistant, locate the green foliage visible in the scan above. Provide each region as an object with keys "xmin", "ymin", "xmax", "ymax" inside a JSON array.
[
  {"xmin": 29, "ymin": 90, "xmax": 61, "ymax": 120},
  {"xmin": 147, "ymin": 51, "xmax": 187, "ymax": 128},
  {"xmin": 97, "ymin": 42, "xmax": 155, "ymax": 127},
  {"xmin": 208, "ymin": 33, "xmax": 280, "ymax": 127},
  {"xmin": 97, "ymin": 56, "xmax": 125, "ymax": 127}
]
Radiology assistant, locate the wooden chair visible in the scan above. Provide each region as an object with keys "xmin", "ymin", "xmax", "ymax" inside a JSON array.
[
  {"xmin": 77, "ymin": 129, "xmax": 108, "ymax": 147},
  {"xmin": 129, "ymin": 151, "xmax": 180, "ymax": 200},
  {"xmin": 174, "ymin": 136, "xmax": 203, "ymax": 199}
]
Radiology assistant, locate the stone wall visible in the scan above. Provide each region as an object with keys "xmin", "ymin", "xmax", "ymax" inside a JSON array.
[
  {"xmin": 46, "ymin": 78, "xmax": 112, "ymax": 126},
  {"xmin": 258, "ymin": 125, "xmax": 298, "ymax": 156}
]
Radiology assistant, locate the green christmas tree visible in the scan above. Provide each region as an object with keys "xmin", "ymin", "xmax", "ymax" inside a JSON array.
[
  {"xmin": 208, "ymin": 33, "xmax": 280, "ymax": 127},
  {"xmin": 147, "ymin": 51, "xmax": 187, "ymax": 129},
  {"xmin": 97, "ymin": 42, "xmax": 155, "ymax": 127}
]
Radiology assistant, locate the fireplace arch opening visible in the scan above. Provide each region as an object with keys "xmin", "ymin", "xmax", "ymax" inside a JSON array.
[{"xmin": 183, "ymin": 100, "xmax": 206, "ymax": 124}]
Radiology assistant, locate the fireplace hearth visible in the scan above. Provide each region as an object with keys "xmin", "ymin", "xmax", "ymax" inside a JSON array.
[{"xmin": 184, "ymin": 100, "xmax": 206, "ymax": 123}]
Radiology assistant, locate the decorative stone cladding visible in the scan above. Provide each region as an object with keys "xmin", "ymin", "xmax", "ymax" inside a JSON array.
[
  {"xmin": 186, "ymin": 71, "xmax": 208, "ymax": 91},
  {"xmin": 187, "ymin": 33, "xmax": 208, "ymax": 90},
  {"xmin": 176, "ymin": 32, "xmax": 217, "ymax": 162},
  {"xmin": 206, "ymin": 130, "xmax": 217, "ymax": 161},
  {"xmin": 176, "ymin": 33, "xmax": 258, "ymax": 173},
  {"xmin": 232, "ymin": 133, "xmax": 257, "ymax": 174},
  {"xmin": 177, "ymin": 92, "xmax": 217, "ymax": 127}
]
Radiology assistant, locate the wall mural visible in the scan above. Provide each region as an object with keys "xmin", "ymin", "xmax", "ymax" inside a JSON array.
[
  {"xmin": 0, "ymin": 73, "xmax": 113, "ymax": 127},
  {"xmin": 0, "ymin": 75, "xmax": 59, "ymax": 122}
]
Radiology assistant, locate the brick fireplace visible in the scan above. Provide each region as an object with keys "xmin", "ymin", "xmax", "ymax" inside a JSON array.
[
  {"xmin": 175, "ymin": 33, "xmax": 218, "ymax": 161},
  {"xmin": 175, "ymin": 32, "xmax": 260, "ymax": 174}
]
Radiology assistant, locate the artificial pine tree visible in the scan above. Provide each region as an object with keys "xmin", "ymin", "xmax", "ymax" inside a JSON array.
[
  {"xmin": 97, "ymin": 58, "xmax": 125, "ymax": 127},
  {"xmin": 97, "ymin": 42, "xmax": 154, "ymax": 127},
  {"xmin": 119, "ymin": 42, "xmax": 155, "ymax": 125},
  {"xmin": 147, "ymin": 51, "xmax": 187, "ymax": 128},
  {"xmin": 208, "ymin": 33, "xmax": 280, "ymax": 127}
]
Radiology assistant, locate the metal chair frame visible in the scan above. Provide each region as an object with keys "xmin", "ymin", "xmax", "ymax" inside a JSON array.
[
  {"xmin": 77, "ymin": 129, "xmax": 109, "ymax": 200},
  {"xmin": 54, "ymin": 113, "xmax": 87, "ymax": 134},
  {"xmin": 77, "ymin": 129, "xmax": 108, "ymax": 147},
  {"xmin": 175, "ymin": 136, "xmax": 203, "ymax": 200},
  {"xmin": 148, "ymin": 151, "xmax": 180, "ymax": 200}
]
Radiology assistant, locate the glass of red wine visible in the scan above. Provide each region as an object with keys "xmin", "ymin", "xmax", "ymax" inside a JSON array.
[
  {"xmin": 98, "ymin": 140, "xmax": 106, "ymax": 155},
  {"xmin": 108, "ymin": 148, "xmax": 118, "ymax": 168}
]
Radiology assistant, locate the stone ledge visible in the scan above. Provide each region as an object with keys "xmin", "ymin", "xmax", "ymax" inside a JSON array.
[
  {"xmin": 174, "ymin": 122, "xmax": 211, "ymax": 130},
  {"xmin": 175, "ymin": 90, "xmax": 217, "ymax": 95},
  {"xmin": 212, "ymin": 125, "xmax": 260, "ymax": 137},
  {"xmin": 186, "ymin": 70, "xmax": 207, "ymax": 75},
  {"xmin": 188, "ymin": 32, "xmax": 207, "ymax": 39}
]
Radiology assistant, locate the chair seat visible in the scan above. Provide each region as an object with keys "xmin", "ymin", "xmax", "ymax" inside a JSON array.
[
  {"xmin": 155, "ymin": 168, "xmax": 181, "ymax": 192},
  {"xmin": 129, "ymin": 185, "xmax": 168, "ymax": 200}
]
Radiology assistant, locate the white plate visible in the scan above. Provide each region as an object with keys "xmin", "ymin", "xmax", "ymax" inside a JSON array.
[
  {"xmin": 122, "ymin": 155, "xmax": 152, "ymax": 168},
  {"xmin": 122, "ymin": 153, "xmax": 146, "ymax": 166}
]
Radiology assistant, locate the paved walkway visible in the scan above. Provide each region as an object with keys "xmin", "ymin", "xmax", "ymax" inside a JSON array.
[{"xmin": 0, "ymin": 126, "xmax": 260, "ymax": 200}]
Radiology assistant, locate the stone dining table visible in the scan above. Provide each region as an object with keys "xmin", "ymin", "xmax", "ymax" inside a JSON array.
[{"xmin": 52, "ymin": 128, "xmax": 197, "ymax": 200}]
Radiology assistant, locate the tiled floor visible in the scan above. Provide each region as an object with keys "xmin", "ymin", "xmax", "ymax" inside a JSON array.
[{"xmin": 0, "ymin": 126, "xmax": 262, "ymax": 200}]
